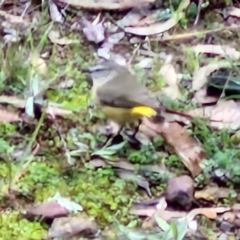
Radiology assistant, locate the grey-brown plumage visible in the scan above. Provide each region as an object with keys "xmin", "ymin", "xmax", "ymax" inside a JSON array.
[{"xmin": 87, "ymin": 60, "xmax": 160, "ymax": 124}]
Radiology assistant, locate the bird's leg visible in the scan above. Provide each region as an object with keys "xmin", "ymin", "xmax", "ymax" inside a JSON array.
[
  {"xmin": 101, "ymin": 125, "xmax": 124, "ymax": 148},
  {"xmin": 132, "ymin": 119, "xmax": 142, "ymax": 138}
]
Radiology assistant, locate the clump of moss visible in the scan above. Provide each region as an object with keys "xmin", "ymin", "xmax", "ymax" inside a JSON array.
[
  {"xmin": 8, "ymin": 158, "xmax": 140, "ymax": 226},
  {"xmin": 16, "ymin": 161, "xmax": 65, "ymax": 202},
  {"xmin": 67, "ymin": 168, "xmax": 139, "ymax": 225},
  {"xmin": 0, "ymin": 211, "xmax": 47, "ymax": 239}
]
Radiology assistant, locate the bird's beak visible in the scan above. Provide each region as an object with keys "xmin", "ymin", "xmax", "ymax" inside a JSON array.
[{"xmin": 81, "ymin": 68, "xmax": 92, "ymax": 73}]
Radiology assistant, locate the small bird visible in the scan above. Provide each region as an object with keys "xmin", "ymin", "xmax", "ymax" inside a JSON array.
[{"xmin": 85, "ymin": 60, "xmax": 162, "ymax": 137}]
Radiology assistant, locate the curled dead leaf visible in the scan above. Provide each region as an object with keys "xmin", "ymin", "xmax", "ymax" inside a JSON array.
[
  {"xmin": 0, "ymin": 95, "xmax": 73, "ymax": 119},
  {"xmin": 57, "ymin": 0, "xmax": 154, "ymax": 10},
  {"xmin": 142, "ymin": 118, "xmax": 205, "ymax": 177},
  {"xmin": 187, "ymin": 207, "xmax": 231, "ymax": 222},
  {"xmin": 186, "ymin": 100, "xmax": 240, "ymax": 130},
  {"xmin": 192, "ymin": 60, "xmax": 233, "ymax": 91},
  {"xmin": 192, "ymin": 44, "xmax": 240, "ymax": 60},
  {"xmin": 124, "ymin": 0, "xmax": 190, "ymax": 35},
  {"xmin": 227, "ymin": 7, "xmax": 240, "ymax": 18},
  {"xmin": 125, "ymin": 11, "xmax": 186, "ymax": 36},
  {"xmin": 0, "ymin": 108, "xmax": 21, "ymax": 122},
  {"xmin": 187, "ymin": 208, "xmax": 217, "ymax": 221},
  {"xmin": 193, "ymin": 88, "xmax": 218, "ymax": 104},
  {"xmin": 26, "ymin": 201, "xmax": 69, "ymax": 218}
]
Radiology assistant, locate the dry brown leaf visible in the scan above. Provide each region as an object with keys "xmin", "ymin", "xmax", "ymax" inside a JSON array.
[
  {"xmin": 57, "ymin": 0, "xmax": 154, "ymax": 10},
  {"xmin": 210, "ymin": 100, "xmax": 240, "ymax": 122},
  {"xmin": 48, "ymin": 216, "xmax": 98, "ymax": 238},
  {"xmin": 142, "ymin": 118, "xmax": 205, "ymax": 177},
  {"xmin": 0, "ymin": 95, "xmax": 72, "ymax": 117},
  {"xmin": 139, "ymin": 123, "xmax": 158, "ymax": 138},
  {"xmin": 227, "ymin": 7, "xmax": 240, "ymax": 18},
  {"xmin": 160, "ymin": 110, "xmax": 192, "ymax": 125},
  {"xmin": 187, "ymin": 208, "xmax": 217, "ymax": 221},
  {"xmin": 191, "ymin": 44, "xmax": 240, "ymax": 60},
  {"xmin": 159, "ymin": 60, "xmax": 182, "ymax": 100},
  {"xmin": 125, "ymin": 11, "xmax": 186, "ymax": 36},
  {"xmin": 192, "ymin": 60, "xmax": 233, "ymax": 91},
  {"xmin": 124, "ymin": 0, "xmax": 190, "ymax": 35},
  {"xmin": 194, "ymin": 185, "xmax": 231, "ymax": 201},
  {"xmin": 26, "ymin": 201, "xmax": 69, "ymax": 218},
  {"xmin": 193, "ymin": 88, "xmax": 218, "ymax": 104},
  {"xmin": 0, "ymin": 10, "xmax": 31, "ymax": 30},
  {"xmin": 185, "ymin": 105, "xmax": 214, "ymax": 119},
  {"xmin": 222, "ymin": 212, "xmax": 235, "ymax": 223},
  {"xmin": 232, "ymin": 203, "xmax": 240, "ymax": 211},
  {"xmin": 130, "ymin": 206, "xmax": 157, "ymax": 217},
  {"xmin": 0, "ymin": 108, "xmax": 21, "ymax": 122},
  {"xmin": 48, "ymin": 0, "xmax": 64, "ymax": 23},
  {"xmin": 186, "ymin": 100, "xmax": 240, "ymax": 130},
  {"xmin": 187, "ymin": 207, "xmax": 230, "ymax": 222}
]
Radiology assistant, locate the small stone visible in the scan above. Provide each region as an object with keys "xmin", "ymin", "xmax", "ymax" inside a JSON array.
[{"xmin": 165, "ymin": 175, "xmax": 194, "ymax": 210}]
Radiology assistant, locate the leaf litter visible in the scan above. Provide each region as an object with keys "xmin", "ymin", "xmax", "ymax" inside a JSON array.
[{"xmin": 2, "ymin": 0, "xmax": 240, "ymax": 239}]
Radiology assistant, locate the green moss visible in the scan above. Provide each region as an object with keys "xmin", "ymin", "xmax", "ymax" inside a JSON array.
[
  {"xmin": 0, "ymin": 211, "xmax": 47, "ymax": 239},
  {"xmin": 68, "ymin": 169, "xmax": 138, "ymax": 225}
]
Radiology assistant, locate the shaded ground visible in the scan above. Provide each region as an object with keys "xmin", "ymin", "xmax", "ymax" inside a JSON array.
[{"xmin": 1, "ymin": 0, "xmax": 240, "ymax": 239}]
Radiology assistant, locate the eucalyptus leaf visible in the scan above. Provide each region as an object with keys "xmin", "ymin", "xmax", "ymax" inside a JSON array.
[
  {"xmin": 92, "ymin": 141, "xmax": 126, "ymax": 157},
  {"xmin": 155, "ymin": 216, "xmax": 170, "ymax": 232},
  {"xmin": 170, "ymin": 221, "xmax": 178, "ymax": 240},
  {"xmin": 176, "ymin": 220, "xmax": 188, "ymax": 240},
  {"xmin": 25, "ymin": 96, "xmax": 34, "ymax": 117}
]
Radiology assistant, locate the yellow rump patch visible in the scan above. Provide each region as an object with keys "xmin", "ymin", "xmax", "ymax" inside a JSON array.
[{"xmin": 130, "ymin": 106, "xmax": 157, "ymax": 117}]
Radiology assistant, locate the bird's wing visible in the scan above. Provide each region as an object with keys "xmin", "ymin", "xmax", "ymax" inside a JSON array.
[{"xmin": 97, "ymin": 75, "xmax": 159, "ymax": 109}]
